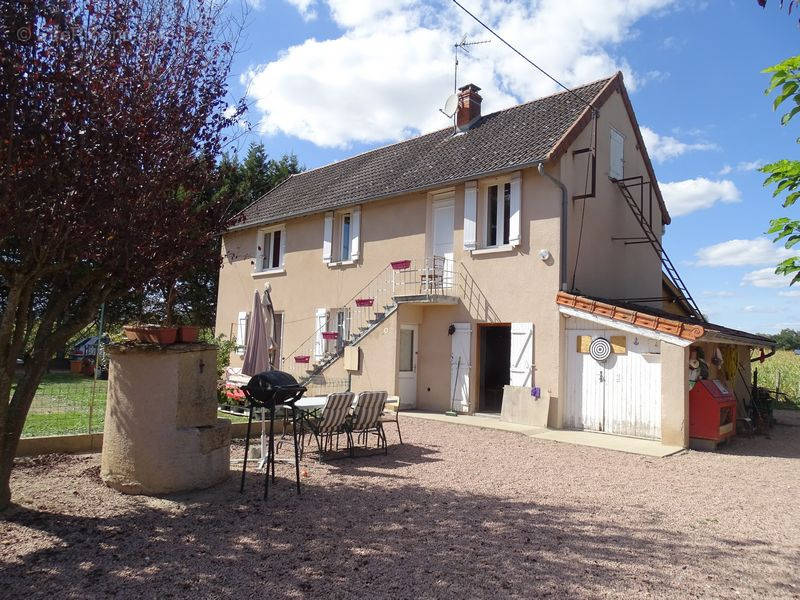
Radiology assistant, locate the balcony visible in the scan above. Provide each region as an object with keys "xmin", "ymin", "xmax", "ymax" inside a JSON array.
[{"xmin": 390, "ymin": 256, "xmax": 459, "ymax": 305}]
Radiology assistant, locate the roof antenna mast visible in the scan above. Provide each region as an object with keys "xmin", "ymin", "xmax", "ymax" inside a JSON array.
[{"xmin": 439, "ymin": 35, "xmax": 490, "ymax": 128}]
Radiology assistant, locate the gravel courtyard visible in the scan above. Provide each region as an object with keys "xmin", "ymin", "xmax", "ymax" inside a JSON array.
[{"xmin": 2, "ymin": 412, "xmax": 800, "ymax": 599}]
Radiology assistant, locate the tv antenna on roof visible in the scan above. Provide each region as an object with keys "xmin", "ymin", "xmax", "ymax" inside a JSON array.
[{"xmin": 439, "ymin": 35, "xmax": 490, "ymax": 121}]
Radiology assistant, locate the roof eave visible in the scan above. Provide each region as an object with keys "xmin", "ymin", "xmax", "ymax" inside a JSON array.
[{"xmin": 226, "ymin": 158, "xmax": 551, "ymax": 232}]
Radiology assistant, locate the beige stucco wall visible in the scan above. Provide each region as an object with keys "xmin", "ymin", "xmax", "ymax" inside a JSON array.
[
  {"xmin": 661, "ymin": 342, "xmax": 690, "ymax": 447},
  {"xmin": 560, "ymin": 89, "xmax": 665, "ymax": 302}
]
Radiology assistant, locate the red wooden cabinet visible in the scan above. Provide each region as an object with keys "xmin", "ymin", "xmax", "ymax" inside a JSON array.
[{"xmin": 689, "ymin": 379, "xmax": 736, "ymax": 442}]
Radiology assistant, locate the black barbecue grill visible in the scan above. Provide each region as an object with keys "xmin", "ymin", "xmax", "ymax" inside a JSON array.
[{"xmin": 239, "ymin": 370, "xmax": 307, "ymax": 500}]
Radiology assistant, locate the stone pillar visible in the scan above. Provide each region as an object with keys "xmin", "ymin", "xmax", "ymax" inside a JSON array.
[
  {"xmin": 661, "ymin": 342, "xmax": 690, "ymax": 448},
  {"xmin": 101, "ymin": 342, "xmax": 231, "ymax": 494}
]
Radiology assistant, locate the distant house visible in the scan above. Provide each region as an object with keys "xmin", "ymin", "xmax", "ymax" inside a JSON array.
[{"xmin": 216, "ymin": 72, "xmax": 773, "ymax": 448}]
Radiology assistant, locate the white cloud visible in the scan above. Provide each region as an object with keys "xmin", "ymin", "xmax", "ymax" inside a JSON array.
[
  {"xmin": 243, "ymin": 0, "xmax": 678, "ymax": 148},
  {"xmin": 741, "ymin": 267, "xmax": 793, "ymax": 288},
  {"xmin": 701, "ymin": 290, "xmax": 735, "ymax": 297},
  {"xmin": 660, "ymin": 177, "xmax": 740, "ymax": 217},
  {"xmin": 737, "ymin": 159, "xmax": 763, "ymax": 172},
  {"xmin": 717, "ymin": 160, "xmax": 763, "ymax": 175},
  {"xmin": 743, "ymin": 304, "xmax": 782, "ymax": 314},
  {"xmin": 778, "ymin": 289, "xmax": 800, "ymax": 297},
  {"xmin": 640, "ymin": 126, "xmax": 714, "ymax": 162},
  {"xmin": 695, "ymin": 237, "xmax": 798, "ymax": 267},
  {"xmin": 285, "ymin": 0, "xmax": 317, "ymax": 20}
]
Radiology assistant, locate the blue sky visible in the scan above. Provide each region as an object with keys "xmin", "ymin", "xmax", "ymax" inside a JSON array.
[{"xmin": 223, "ymin": 0, "xmax": 799, "ymax": 334}]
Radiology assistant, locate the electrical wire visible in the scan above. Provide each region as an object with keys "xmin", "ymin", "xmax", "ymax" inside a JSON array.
[{"xmin": 450, "ymin": 0, "xmax": 594, "ymax": 109}]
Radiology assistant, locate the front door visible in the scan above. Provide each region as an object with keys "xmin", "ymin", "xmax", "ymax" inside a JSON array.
[
  {"xmin": 398, "ymin": 325, "xmax": 418, "ymax": 408},
  {"xmin": 432, "ymin": 196, "xmax": 454, "ymax": 287}
]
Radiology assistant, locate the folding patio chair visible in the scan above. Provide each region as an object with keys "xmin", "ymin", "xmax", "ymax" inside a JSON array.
[
  {"xmin": 302, "ymin": 392, "xmax": 354, "ymax": 459},
  {"xmin": 347, "ymin": 391, "xmax": 388, "ymax": 456},
  {"xmin": 379, "ymin": 395, "xmax": 402, "ymax": 444}
]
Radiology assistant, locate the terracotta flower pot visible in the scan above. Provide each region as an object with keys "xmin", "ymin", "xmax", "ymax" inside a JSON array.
[
  {"xmin": 391, "ymin": 259, "xmax": 411, "ymax": 270},
  {"xmin": 123, "ymin": 325, "xmax": 148, "ymax": 342},
  {"xmin": 177, "ymin": 325, "xmax": 199, "ymax": 343},
  {"xmin": 143, "ymin": 326, "xmax": 177, "ymax": 345}
]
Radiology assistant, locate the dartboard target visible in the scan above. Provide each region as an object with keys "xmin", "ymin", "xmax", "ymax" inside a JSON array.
[{"xmin": 589, "ymin": 337, "xmax": 612, "ymax": 362}]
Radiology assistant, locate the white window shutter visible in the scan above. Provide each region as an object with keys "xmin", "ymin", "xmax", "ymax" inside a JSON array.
[
  {"xmin": 510, "ymin": 322, "xmax": 533, "ymax": 387},
  {"xmin": 322, "ymin": 212, "xmax": 333, "ymax": 263},
  {"xmin": 350, "ymin": 206, "xmax": 361, "ymax": 261},
  {"xmin": 279, "ymin": 227, "xmax": 286, "ymax": 267},
  {"xmin": 463, "ymin": 181, "xmax": 477, "ymax": 250},
  {"xmin": 450, "ymin": 323, "xmax": 471, "ymax": 412},
  {"xmin": 508, "ymin": 171, "xmax": 521, "ymax": 247},
  {"xmin": 314, "ymin": 308, "xmax": 328, "ymax": 360},
  {"xmin": 236, "ymin": 311, "xmax": 248, "ymax": 356},
  {"xmin": 255, "ymin": 232, "xmax": 264, "ymax": 271}
]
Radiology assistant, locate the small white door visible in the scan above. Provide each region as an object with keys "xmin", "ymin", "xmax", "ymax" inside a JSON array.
[
  {"xmin": 450, "ymin": 323, "xmax": 471, "ymax": 412},
  {"xmin": 432, "ymin": 197, "xmax": 454, "ymax": 287},
  {"xmin": 398, "ymin": 325, "xmax": 418, "ymax": 408}
]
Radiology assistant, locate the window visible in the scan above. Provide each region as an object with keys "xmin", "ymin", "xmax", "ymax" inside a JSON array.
[
  {"xmin": 485, "ymin": 182, "xmax": 511, "ymax": 247},
  {"xmin": 256, "ymin": 225, "xmax": 285, "ymax": 272},
  {"xmin": 399, "ymin": 328, "xmax": 414, "ymax": 372},
  {"xmin": 339, "ymin": 213, "xmax": 351, "ymax": 261},
  {"xmin": 610, "ymin": 127, "xmax": 624, "ymax": 180}
]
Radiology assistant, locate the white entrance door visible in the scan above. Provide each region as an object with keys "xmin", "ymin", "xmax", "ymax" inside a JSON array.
[
  {"xmin": 450, "ymin": 323, "xmax": 471, "ymax": 412},
  {"xmin": 432, "ymin": 196, "xmax": 454, "ymax": 287},
  {"xmin": 398, "ymin": 325, "xmax": 418, "ymax": 408},
  {"xmin": 565, "ymin": 330, "xmax": 661, "ymax": 439}
]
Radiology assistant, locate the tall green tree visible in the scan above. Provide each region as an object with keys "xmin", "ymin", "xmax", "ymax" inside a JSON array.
[{"xmin": 758, "ymin": 1, "xmax": 800, "ymax": 285}]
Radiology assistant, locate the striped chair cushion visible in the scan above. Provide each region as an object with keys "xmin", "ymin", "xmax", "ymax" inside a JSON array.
[
  {"xmin": 350, "ymin": 391, "xmax": 388, "ymax": 431},
  {"xmin": 318, "ymin": 392, "xmax": 354, "ymax": 433}
]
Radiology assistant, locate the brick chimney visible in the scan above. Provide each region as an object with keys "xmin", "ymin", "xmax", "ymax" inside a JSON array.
[{"xmin": 456, "ymin": 83, "xmax": 482, "ymax": 131}]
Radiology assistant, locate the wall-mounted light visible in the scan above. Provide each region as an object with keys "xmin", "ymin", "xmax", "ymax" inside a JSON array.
[{"xmin": 538, "ymin": 249, "xmax": 551, "ymax": 261}]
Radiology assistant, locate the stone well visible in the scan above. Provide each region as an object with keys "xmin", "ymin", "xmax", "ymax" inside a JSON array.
[{"xmin": 101, "ymin": 342, "xmax": 231, "ymax": 495}]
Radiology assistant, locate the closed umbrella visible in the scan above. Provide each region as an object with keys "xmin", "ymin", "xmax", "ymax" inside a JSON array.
[
  {"xmin": 242, "ymin": 290, "xmax": 270, "ymax": 376},
  {"xmin": 261, "ymin": 283, "xmax": 277, "ymax": 370}
]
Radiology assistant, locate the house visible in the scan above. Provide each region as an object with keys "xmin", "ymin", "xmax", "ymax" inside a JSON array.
[{"xmin": 216, "ymin": 72, "xmax": 774, "ymax": 448}]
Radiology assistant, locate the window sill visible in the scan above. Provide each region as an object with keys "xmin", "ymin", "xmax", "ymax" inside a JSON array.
[
  {"xmin": 252, "ymin": 268, "xmax": 285, "ymax": 277},
  {"xmin": 327, "ymin": 259, "xmax": 356, "ymax": 268},
  {"xmin": 470, "ymin": 244, "xmax": 516, "ymax": 256}
]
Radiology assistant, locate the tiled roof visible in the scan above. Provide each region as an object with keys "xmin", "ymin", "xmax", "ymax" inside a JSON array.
[
  {"xmin": 234, "ymin": 76, "xmax": 615, "ymax": 228},
  {"xmin": 556, "ymin": 292, "xmax": 775, "ymax": 347}
]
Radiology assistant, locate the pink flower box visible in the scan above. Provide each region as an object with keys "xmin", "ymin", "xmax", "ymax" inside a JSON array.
[
  {"xmin": 294, "ymin": 355, "xmax": 310, "ymax": 364},
  {"xmin": 355, "ymin": 298, "xmax": 374, "ymax": 307},
  {"xmin": 391, "ymin": 259, "xmax": 411, "ymax": 270},
  {"xmin": 322, "ymin": 331, "xmax": 338, "ymax": 340}
]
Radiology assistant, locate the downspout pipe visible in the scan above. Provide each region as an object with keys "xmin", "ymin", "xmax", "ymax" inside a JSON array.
[{"xmin": 538, "ymin": 162, "xmax": 568, "ymax": 291}]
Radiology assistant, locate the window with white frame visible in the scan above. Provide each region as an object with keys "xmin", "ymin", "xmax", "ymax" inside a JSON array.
[
  {"xmin": 323, "ymin": 206, "xmax": 361, "ymax": 264},
  {"xmin": 485, "ymin": 181, "xmax": 511, "ymax": 247},
  {"xmin": 255, "ymin": 225, "xmax": 285, "ymax": 272},
  {"xmin": 338, "ymin": 212, "xmax": 352, "ymax": 261}
]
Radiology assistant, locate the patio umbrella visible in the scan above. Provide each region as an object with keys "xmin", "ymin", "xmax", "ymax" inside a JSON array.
[
  {"xmin": 241, "ymin": 290, "xmax": 270, "ymax": 376},
  {"xmin": 261, "ymin": 282, "xmax": 277, "ymax": 370}
]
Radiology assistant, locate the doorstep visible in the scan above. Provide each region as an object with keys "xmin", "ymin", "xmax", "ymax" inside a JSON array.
[{"xmin": 402, "ymin": 410, "xmax": 684, "ymax": 458}]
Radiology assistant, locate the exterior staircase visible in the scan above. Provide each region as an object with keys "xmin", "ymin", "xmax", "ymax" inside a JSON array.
[{"xmin": 285, "ymin": 257, "xmax": 457, "ymax": 383}]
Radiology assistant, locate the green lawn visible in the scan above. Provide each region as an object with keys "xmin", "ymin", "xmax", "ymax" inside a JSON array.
[{"xmin": 15, "ymin": 371, "xmax": 108, "ymax": 438}]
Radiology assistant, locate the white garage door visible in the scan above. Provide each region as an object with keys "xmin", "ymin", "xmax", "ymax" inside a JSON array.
[{"xmin": 565, "ymin": 330, "xmax": 661, "ymax": 440}]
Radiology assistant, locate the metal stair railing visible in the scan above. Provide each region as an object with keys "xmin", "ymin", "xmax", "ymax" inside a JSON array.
[{"xmin": 612, "ymin": 177, "xmax": 705, "ymax": 322}]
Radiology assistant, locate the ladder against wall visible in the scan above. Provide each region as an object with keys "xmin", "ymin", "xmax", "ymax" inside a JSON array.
[{"xmin": 612, "ymin": 177, "xmax": 705, "ymax": 322}]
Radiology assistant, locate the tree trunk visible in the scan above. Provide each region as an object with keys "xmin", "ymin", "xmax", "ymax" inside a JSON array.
[{"xmin": 0, "ymin": 352, "xmax": 50, "ymax": 511}]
